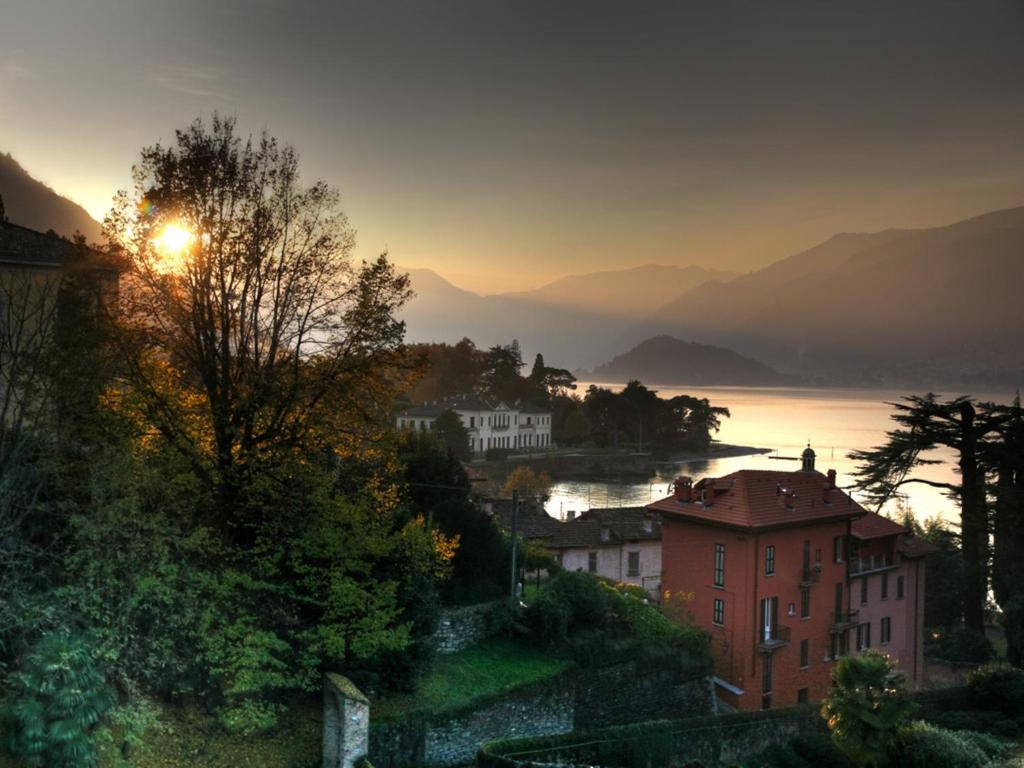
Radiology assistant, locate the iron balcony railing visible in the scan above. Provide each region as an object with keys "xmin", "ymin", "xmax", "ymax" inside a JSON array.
[
  {"xmin": 848, "ymin": 555, "xmax": 897, "ymax": 576},
  {"xmin": 757, "ymin": 624, "xmax": 791, "ymax": 651},
  {"xmin": 829, "ymin": 610, "xmax": 859, "ymax": 632},
  {"xmin": 800, "ymin": 564, "xmax": 822, "ymax": 586}
]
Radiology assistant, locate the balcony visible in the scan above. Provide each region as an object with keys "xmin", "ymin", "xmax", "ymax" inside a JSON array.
[
  {"xmin": 829, "ymin": 610, "xmax": 859, "ymax": 632},
  {"xmin": 757, "ymin": 624, "xmax": 791, "ymax": 652},
  {"xmin": 800, "ymin": 564, "xmax": 822, "ymax": 586},
  {"xmin": 849, "ymin": 555, "xmax": 897, "ymax": 577}
]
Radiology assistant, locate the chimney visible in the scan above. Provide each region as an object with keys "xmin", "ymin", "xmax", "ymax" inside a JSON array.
[
  {"xmin": 567, "ymin": 510, "xmax": 576, "ymax": 521},
  {"xmin": 704, "ymin": 480, "xmax": 717, "ymax": 506},
  {"xmin": 784, "ymin": 489, "xmax": 796, "ymax": 510},
  {"xmin": 827, "ymin": 469, "xmax": 837, "ymax": 488},
  {"xmin": 673, "ymin": 476, "xmax": 693, "ymax": 502}
]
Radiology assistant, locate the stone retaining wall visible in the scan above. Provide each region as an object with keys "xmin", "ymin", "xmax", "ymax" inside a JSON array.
[{"xmin": 432, "ymin": 602, "xmax": 500, "ymax": 654}]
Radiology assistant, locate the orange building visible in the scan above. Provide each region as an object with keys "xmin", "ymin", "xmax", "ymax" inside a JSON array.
[{"xmin": 649, "ymin": 448, "xmax": 930, "ymax": 711}]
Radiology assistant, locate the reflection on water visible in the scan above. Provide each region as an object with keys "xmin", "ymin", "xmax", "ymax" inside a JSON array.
[{"xmin": 545, "ymin": 384, "xmax": 1016, "ymax": 524}]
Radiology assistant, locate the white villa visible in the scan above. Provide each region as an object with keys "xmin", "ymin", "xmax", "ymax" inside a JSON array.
[{"xmin": 396, "ymin": 394, "xmax": 552, "ymax": 456}]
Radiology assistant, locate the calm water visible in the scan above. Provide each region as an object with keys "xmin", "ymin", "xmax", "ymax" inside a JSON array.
[{"xmin": 545, "ymin": 384, "xmax": 1017, "ymax": 525}]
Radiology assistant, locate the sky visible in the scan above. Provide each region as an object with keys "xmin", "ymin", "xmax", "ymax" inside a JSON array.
[{"xmin": 1, "ymin": 0, "xmax": 1023, "ymax": 293}]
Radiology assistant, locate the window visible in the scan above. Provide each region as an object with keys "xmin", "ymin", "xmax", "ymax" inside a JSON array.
[
  {"xmin": 761, "ymin": 695, "xmax": 772, "ymax": 710},
  {"xmin": 627, "ymin": 551, "xmax": 640, "ymax": 577},
  {"xmin": 860, "ymin": 577, "xmax": 868, "ymax": 605},
  {"xmin": 587, "ymin": 552, "xmax": 597, "ymax": 574},
  {"xmin": 881, "ymin": 617, "xmax": 891, "ymax": 645},
  {"xmin": 815, "ymin": 547, "xmax": 822, "ymax": 565},
  {"xmin": 856, "ymin": 622, "xmax": 872, "ymax": 651},
  {"xmin": 897, "ymin": 575, "xmax": 905, "ymax": 599},
  {"xmin": 469, "ymin": 416, "xmax": 475, "ymax": 428},
  {"xmin": 803, "ymin": 540, "xmax": 811, "ymax": 570},
  {"xmin": 714, "ymin": 543, "xmax": 725, "ymax": 587},
  {"xmin": 800, "ymin": 587, "xmax": 811, "ymax": 619},
  {"xmin": 762, "ymin": 653, "xmax": 773, "ymax": 694},
  {"xmin": 833, "ymin": 535, "xmax": 845, "ymax": 563},
  {"xmin": 797, "ymin": 688, "xmax": 809, "ymax": 704},
  {"xmin": 713, "ymin": 598, "xmax": 725, "ymax": 626},
  {"xmin": 800, "ymin": 639, "xmax": 809, "ymax": 669},
  {"xmin": 765, "ymin": 545, "xmax": 776, "ymax": 576},
  {"xmin": 881, "ymin": 572, "xmax": 889, "ymax": 600}
]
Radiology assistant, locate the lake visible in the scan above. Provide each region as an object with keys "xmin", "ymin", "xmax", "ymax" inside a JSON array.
[{"xmin": 544, "ymin": 383, "xmax": 1018, "ymax": 525}]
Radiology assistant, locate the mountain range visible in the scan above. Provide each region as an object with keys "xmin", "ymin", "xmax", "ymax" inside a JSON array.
[{"xmin": 2, "ymin": 149, "xmax": 1021, "ymax": 388}]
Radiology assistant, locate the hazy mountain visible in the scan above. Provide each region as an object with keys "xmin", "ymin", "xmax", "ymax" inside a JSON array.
[
  {"xmin": 643, "ymin": 206, "xmax": 1024, "ymax": 385},
  {"xmin": 588, "ymin": 335, "xmax": 792, "ymax": 386},
  {"xmin": 499, "ymin": 264, "xmax": 736, "ymax": 318},
  {"xmin": 0, "ymin": 153, "xmax": 102, "ymax": 241},
  {"xmin": 399, "ymin": 268, "xmax": 635, "ymax": 368}
]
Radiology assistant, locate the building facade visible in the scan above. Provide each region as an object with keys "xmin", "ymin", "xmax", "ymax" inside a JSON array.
[
  {"xmin": 396, "ymin": 394, "xmax": 552, "ymax": 456},
  {"xmin": 553, "ymin": 508, "xmax": 662, "ymax": 596},
  {"xmin": 650, "ymin": 448, "xmax": 930, "ymax": 711}
]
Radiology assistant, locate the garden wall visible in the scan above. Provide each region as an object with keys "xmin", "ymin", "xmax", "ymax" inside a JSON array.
[
  {"xmin": 477, "ymin": 705, "xmax": 824, "ymax": 768},
  {"xmin": 370, "ymin": 676, "xmax": 573, "ymax": 768},
  {"xmin": 432, "ymin": 602, "xmax": 501, "ymax": 654},
  {"xmin": 369, "ymin": 653, "xmax": 713, "ymax": 768}
]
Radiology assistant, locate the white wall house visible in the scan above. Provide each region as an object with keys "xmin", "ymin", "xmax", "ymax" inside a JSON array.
[
  {"xmin": 552, "ymin": 508, "xmax": 663, "ymax": 597},
  {"xmin": 396, "ymin": 394, "xmax": 552, "ymax": 456}
]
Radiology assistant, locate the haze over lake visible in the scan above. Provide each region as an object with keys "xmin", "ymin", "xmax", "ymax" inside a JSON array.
[{"xmin": 546, "ymin": 384, "xmax": 1018, "ymax": 525}]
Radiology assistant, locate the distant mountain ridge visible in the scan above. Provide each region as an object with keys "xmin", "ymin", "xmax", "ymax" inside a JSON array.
[
  {"xmin": 642, "ymin": 206, "xmax": 1024, "ymax": 385},
  {"xmin": 498, "ymin": 263, "xmax": 736, "ymax": 318},
  {"xmin": 0, "ymin": 153, "xmax": 102, "ymax": 242},
  {"xmin": 588, "ymin": 335, "xmax": 792, "ymax": 386},
  {"xmin": 398, "ymin": 264, "xmax": 728, "ymax": 368}
]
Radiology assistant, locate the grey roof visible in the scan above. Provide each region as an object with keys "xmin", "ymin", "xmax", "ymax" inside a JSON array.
[
  {"xmin": 517, "ymin": 402, "xmax": 550, "ymax": 414},
  {"xmin": 487, "ymin": 497, "xmax": 561, "ymax": 539},
  {"xmin": 487, "ymin": 502, "xmax": 661, "ymax": 550},
  {"xmin": 398, "ymin": 393, "xmax": 503, "ymax": 418},
  {"xmin": 0, "ymin": 222, "xmax": 81, "ymax": 268}
]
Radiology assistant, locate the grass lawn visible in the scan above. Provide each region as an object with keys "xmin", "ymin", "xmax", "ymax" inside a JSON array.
[{"xmin": 372, "ymin": 635, "xmax": 569, "ymax": 722}]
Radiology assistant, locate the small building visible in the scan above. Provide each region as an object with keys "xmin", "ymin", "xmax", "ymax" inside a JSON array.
[
  {"xmin": 649, "ymin": 447, "xmax": 931, "ymax": 712},
  {"xmin": 396, "ymin": 394, "xmax": 552, "ymax": 456},
  {"xmin": 551, "ymin": 508, "xmax": 662, "ymax": 596},
  {"xmin": 486, "ymin": 499, "xmax": 662, "ymax": 597}
]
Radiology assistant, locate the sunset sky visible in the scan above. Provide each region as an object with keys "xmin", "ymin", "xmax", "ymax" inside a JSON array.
[{"xmin": 2, "ymin": 0, "xmax": 1022, "ymax": 292}]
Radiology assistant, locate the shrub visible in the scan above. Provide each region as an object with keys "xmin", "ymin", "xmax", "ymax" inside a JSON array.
[
  {"xmin": 925, "ymin": 625, "xmax": 994, "ymax": 663},
  {"xmin": 925, "ymin": 708, "xmax": 1001, "ymax": 734},
  {"xmin": 4, "ymin": 628, "xmax": 115, "ymax": 767},
  {"xmin": 894, "ymin": 722, "xmax": 994, "ymax": 768},
  {"xmin": 821, "ymin": 650, "xmax": 916, "ymax": 767},
  {"xmin": 967, "ymin": 662, "xmax": 1024, "ymax": 714}
]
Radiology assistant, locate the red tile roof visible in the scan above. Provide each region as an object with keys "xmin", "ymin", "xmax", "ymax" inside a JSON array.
[
  {"xmin": 852, "ymin": 512, "xmax": 908, "ymax": 540},
  {"xmin": 647, "ymin": 469, "xmax": 865, "ymax": 532}
]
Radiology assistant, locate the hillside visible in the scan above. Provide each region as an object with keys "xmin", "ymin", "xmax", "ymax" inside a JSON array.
[
  {"xmin": 643, "ymin": 206, "xmax": 1024, "ymax": 385},
  {"xmin": 589, "ymin": 335, "xmax": 791, "ymax": 386},
  {"xmin": 0, "ymin": 153, "xmax": 102, "ymax": 241},
  {"xmin": 500, "ymin": 263, "xmax": 735, "ymax": 319}
]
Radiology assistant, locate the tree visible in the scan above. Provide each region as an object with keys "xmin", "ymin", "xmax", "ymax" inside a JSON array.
[
  {"xmin": 822, "ymin": 650, "xmax": 916, "ymax": 768},
  {"xmin": 850, "ymin": 395, "xmax": 992, "ymax": 635},
  {"xmin": 432, "ymin": 408, "xmax": 471, "ymax": 461},
  {"xmin": 481, "ymin": 341, "xmax": 525, "ymax": 402},
  {"xmin": 104, "ymin": 115, "xmax": 413, "ymax": 532},
  {"xmin": 503, "ymin": 465, "xmax": 553, "ymax": 502}
]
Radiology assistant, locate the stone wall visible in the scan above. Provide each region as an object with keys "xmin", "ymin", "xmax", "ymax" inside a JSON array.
[
  {"xmin": 370, "ymin": 676, "xmax": 574, "ymax": 768},
  {"xmin": 574, "ymin": 656, "xmax": 712, "ymax": 729},
  {"xmin": 369, "ymin": 653, "xmax": 713, "ymax": 768},
  {"xmin": 432, "ymin": 602, "xmax": 500, "ymax": 654},
  {"xmin": 477, "ymin": 705, "xmax": 823, "ymax": 768}
]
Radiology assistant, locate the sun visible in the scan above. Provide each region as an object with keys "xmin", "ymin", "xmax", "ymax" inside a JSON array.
[{"xmin": 151, "ymin": 222, "xmax": 195, "ymax": 272}]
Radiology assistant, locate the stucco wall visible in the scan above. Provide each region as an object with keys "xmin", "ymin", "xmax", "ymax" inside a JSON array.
[{"xmin": 559, "ymin": 540, "xmax": 660, "ymax": 591}]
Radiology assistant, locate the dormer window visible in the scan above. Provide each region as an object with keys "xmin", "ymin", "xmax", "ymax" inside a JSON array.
[{"xmin": 600, "ymin": 527, "xmax": 610, "ymax": 543}]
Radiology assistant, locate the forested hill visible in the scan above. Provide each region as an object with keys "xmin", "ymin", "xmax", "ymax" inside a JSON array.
[
  {"xmin": 0, "ymin": 152, "xmax": 102, "ymax": 241},
  {"xmin": 588, "ymin": 335, "xmax": 792, "ymax": 386}
]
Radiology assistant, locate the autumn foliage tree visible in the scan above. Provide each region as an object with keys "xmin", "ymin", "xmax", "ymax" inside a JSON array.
[{"xmin": 105, "ymin": 115, "xmax": 413, "ymax": 531}]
